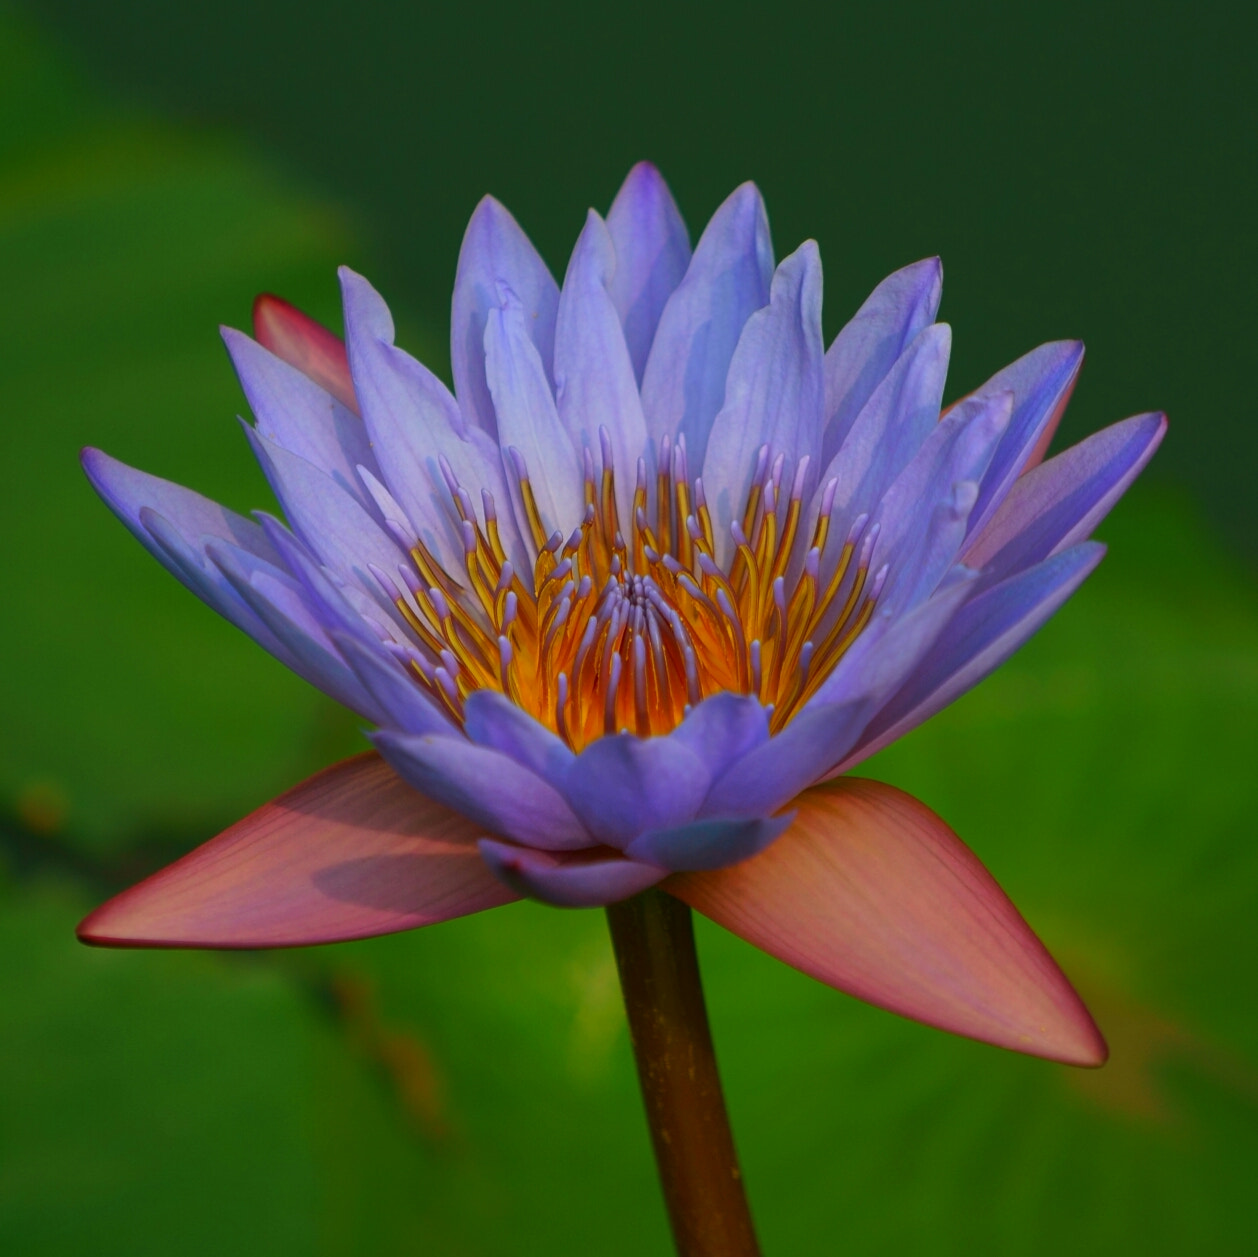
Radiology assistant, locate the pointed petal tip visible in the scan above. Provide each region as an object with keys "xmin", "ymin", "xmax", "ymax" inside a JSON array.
[
  {"xmin": 1054, "ymin": 1007, "xmax": 1109, "ymax": 1068},
  {"xmin": 251, "ymin": 291, "xmax": 356, "ymax": 413},
  {"xmin": 73, "ymin": 753, "xmax": 515, "ymax": 951},
  {"xmin": 670, "ymin": 778, "xmax": 1114, "ymax": 1066}
]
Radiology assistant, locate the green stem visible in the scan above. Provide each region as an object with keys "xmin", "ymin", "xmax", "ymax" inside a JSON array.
[{"xmin": 605, "ymin": 889, "xmax": 762, "ymax": 1257}]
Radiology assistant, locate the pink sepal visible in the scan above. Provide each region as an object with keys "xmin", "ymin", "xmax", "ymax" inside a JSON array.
[
  {"xmin": 668, "ymin": 778, "xmax": 1106, "ymax": 1066},
  {"xmin": 77, "ymin": 753, "xmax": 517, "ymax": 949},
  {"xmin": 252, "ymin": 293, "xmax": 358, "ymax": 414}
]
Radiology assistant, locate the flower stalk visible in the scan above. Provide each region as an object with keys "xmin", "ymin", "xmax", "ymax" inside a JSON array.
[{"xmin": 606, "ymin": 889, "xmax": 761, "ymax": 1257}]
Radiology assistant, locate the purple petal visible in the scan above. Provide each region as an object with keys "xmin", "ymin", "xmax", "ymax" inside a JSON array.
[
  {"xmin": 478, "ymin": 839, "xmax": 665, "ymax": 907},
  {"xmin": 701, "ymin": 698, "xmax": 871, "ymax": 819},
  {"xmin": 484, "ymin": 288, "xmax": 584, "ymax": 541},
  {"xmin": 463, "ymin": 689, "xmax": 576, "ymax": 787},
  {"xmin": 450, "ymin": 195, "xmax": 559, "ymax": 439},
  {"xmin": 805, "ymin": 563, "xmax": 978, "ymax": 710},
  {"xmin": 256, "ymin": 514, "xmax": 403, "ymax": 650},
  {"xmin": 339, "ymin": 268, "xmax": 526, "ymax": 575},
  {"xmin": 252, "ymin": 293, "xmax": 357, "ymax": 414},
  {"xmin": 639, "ymin": 182, "xmax": 774, "ymax": 466},
  {"xmin": 960, "ymin": 340, "xmax": 1085, "ymax": 541},
  {"xmin": 702, "ymin": 241, "xmax": 826, "ymax": 563},
  {"xmin": 78, "ymin": 753, "xmax": 517, "ymax": 948},
  {"xmin": 606, "ymin": 162, "xmax": 691, "ymax": 384},
  {"xmin": 374, "ymin": 729, "xmax": 591, "ymax": 850},
  {"xmin": 821, "ymin": 257, "xmax": 943, "ymax": 467},
  {"xmin": 245, "ymin": 427, "xmax": 408, "ymax": 616},
  {"xmin": 221, "ymin": 326, "xmax": 379, "ymax": 516},
  {"xmin": 669, "ymin": 778, "xmax": 1107, "ymax": 1065},
  {"xmin": 332, "ymin": 631, "xmax": 457, "ymax": 738},
  {"xmin": 837, "ymin": 542, "xmax": 1106, "ymax": 773},
  {"xmin": 668, "ymin": 692, "xmax": 771, "ymax": 781},
  {"xmin": 554, "ymin": 210, "xmax": 650, "ymax": 527},
  {"xmin": 80, "ymin": 455, "xmax": 294, "ymax": 675},
  {"xmin": 706, "ymin": 574, "xmax": 977, "ymax": 817},
  {"xmin": 207, "ymin": 539, "xmax": 389, "ymax": 722},
  {"xmin": 82, "ymin": 447, "xmax": 278, "ymax": 564},
  {"xmin": 868, "ymin": 389, "xmax": 1012, "ymax": 617},
  {"xmin": 812, "ymin": 323, "xmax": 952, "ymax": 545},
  {"xmin": 135, "ymin": 506, "xmax": 300, "ymax": 672},
  {"xmin": 561, "ymin": 733, "xmax": 710, "ymax": 848},
  {"xmin": 624, "ymin": 813, "xmax": 794, "ymax": 872},
  {"xmin": 964, "ymin": 412, "xmax": 1167, "ymax": 582}
]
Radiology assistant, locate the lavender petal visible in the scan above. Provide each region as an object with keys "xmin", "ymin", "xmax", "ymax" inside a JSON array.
[
  {"xmin": 451, "ymin": 195, "xmax": 559, "ymax": 440},
  {"xmin": 821, "ymin": 257, "xmax": 943, "ymax": 467},
  {"xmin": 374, "ymin": 730, "xmax": 592, "ymax": 851},
  {"xmin": 478, "ymin": 840, "xmax": 666, "ymax": 907},
  {"xmin": 639, "ymin": 181, "xmax": 773, "ymax": 466},
  {"xmin": 606, "ymin": 162, "xmax": 691, "ymax": 384}
]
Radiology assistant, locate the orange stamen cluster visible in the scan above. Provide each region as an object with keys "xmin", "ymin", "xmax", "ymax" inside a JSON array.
[{"xmin": 380, "ymin": 432, "xmax": 884, "ymax": 750}]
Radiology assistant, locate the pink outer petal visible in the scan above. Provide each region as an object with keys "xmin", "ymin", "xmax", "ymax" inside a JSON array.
[
  {"xmin": 667, "ymin": 778, "xmax": 1107, "ymax": 1066},
  {"xmin": 252, "ymin": 293, "xmax": 358, "ymax": 415},
  {"xmin": 77, "ymin": 753, "xmax": 518, "ymax": 949}
]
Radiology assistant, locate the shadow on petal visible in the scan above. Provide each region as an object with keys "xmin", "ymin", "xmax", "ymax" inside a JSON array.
[
  {"xmin": 668, "ymin": 777, "xmax": 1107, "ymax": 1066},
  {"xmin": 78, "ymin": 752, "xmax": 517, "ymax": 950}
]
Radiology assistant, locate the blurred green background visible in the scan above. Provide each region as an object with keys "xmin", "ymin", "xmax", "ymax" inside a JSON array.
[{"xmin": 2, "ymin": 1, "xmax": 1255, "ymax": 1252}]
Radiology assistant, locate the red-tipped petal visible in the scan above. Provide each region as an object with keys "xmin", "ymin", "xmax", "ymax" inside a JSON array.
[
  {"xmin": 252, "ymin": 293, "xmax": 358, "ymax": 413},
  {"xmin": 668, "ymin": 778, "xmax": 1106, "ymax": 1066},
  {"xmin": 77, "ymin": 753, "xmax": 517, "ymax": 949}
]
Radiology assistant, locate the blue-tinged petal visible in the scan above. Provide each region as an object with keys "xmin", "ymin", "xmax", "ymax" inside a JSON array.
[
  {"xmin": 478, "ymin": 840, "xmax": 665, "ymax": 907},
  {"xmin": 702, "ymin": 241, "xmax": 825, "ymax": 563},
  {"xmin": 245, "ymin": 427, "xmax": 409, "ymax": 619},
  {"xmin": 207, "ymin": 540, "xmax": 389, "ymax": 722},
  {"xmin": 805, "ymin": 563, "xmax": 979, "ymax": 711},
  {"xmin": 960, "ymin": 340, "xmax": 1085, "ymax": 541},
  {"xmin": 451, "ymin": 195, "xmax": 559, "ymax": 439},
  {"xmin": 710, "ymin": 573, "xmax": 980, "ymax": 817},
  {"xmin": 221, "ymin": 326, "xmax": 379, "ymax": 516},
  {"xmin": 668, "ymin": 692, "xmax": 770, "ymax": 781},
  {"xmin": 701, "ymin": 698, "xmax": 871, "ymax": 820},
  {"xmin": 484, "ymin": 289, "xmax": 584, "ymax": 542},
  {"xmin": 964, "ymin": 412, "xmax": 1167, "ymax": 583},
  {"xmin": 561, "ymin": 734, "xmax": 710, "ymax": 848},
  {"xmin": 837, "ymin": 542, "xmax": 1107, "ymax": 774},
  {"xmin": 256, "ymin": 513, "xmax": 403, "ymax": 650},
  {"xmin": 868, "ymin": 390, "xmax": 1012, "ymax": 617},
  {"xmin": 136, "ymin": 506, "xmax": 300, "ymax": 672},
  {"xmin": 811, "ymin": 323, "xmax": 952, "ymax": 545},
  {"xmin": 332, "ymin": 631, "xmax": 457, "ymax": 738},
  {"xmin": 639, "ymin": 182, "xmax": 773, "ymax": 466},
  {"xmin": 373, "ymin": 730, "xmax": 591, "ymax": 850},
  {"xmin": 821, "ymin": 257, "xmax": 942, "ymax": 468},
  {"xmin": 625, "ymin": 813, "xmax": 793, "ymax": 872},
  {"xmin": 82, "ymin": 447, "xmax": 279, "ymax": 565},
  {"xmin": 605, "ymin": 162, "xmax": 691, "ymax": 383},
  {"xmin": 463, "ymin": 689, "xmax": 576, "ymax": 788},
  {"xmin": 338, "ymin": 268, "xmax": 527, "ymax": 576},
  {"xmin": 554, "ymin": 210, "xmax": 650, "ymax": 527}
]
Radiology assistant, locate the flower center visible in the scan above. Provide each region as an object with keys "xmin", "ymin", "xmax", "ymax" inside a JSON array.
[{"xmin": 381, "ymin": 431, "xmax": 883, "ymax": 750}]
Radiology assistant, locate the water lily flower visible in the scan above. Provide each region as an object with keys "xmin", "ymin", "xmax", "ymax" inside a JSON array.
[{"xmin": 78, "ymin": 163, "xmax": 1163, "ymax": 1070}]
